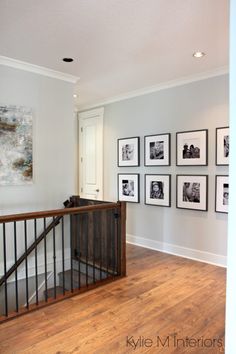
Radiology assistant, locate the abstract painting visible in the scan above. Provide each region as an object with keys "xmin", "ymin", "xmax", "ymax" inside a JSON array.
[{"xmin": 0, "ymin": 105, "xmax": 33, "ymax": 185}]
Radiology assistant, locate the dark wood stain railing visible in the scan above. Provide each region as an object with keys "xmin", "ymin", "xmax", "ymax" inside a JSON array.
[
  {"xmin": 0, "ymin": 202, "xmax": 120, "ymax": 223},
  {"xmin": 0, "ymin": 197, "xmax": 126, "ymax": 323}
]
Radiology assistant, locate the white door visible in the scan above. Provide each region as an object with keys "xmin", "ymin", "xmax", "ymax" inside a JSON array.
[{"xmin": 78, "ymin": 108, "xmax": 104, "ymax": 200}]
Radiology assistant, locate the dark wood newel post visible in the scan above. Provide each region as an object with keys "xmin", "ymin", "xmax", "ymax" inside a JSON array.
[{"xmin": 120, "ymin": 201, "xmax": 127, "ymax": 276}]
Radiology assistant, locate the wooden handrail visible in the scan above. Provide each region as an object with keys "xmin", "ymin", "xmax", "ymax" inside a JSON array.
[{"xmin": 0, "ymin": 202, "xmax": 120, "ymax": 224}]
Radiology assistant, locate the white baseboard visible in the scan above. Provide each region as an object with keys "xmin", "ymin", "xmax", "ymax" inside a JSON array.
[{"xmin": 127, "ymin": 234, "xmax": 227, "ymax": 268}]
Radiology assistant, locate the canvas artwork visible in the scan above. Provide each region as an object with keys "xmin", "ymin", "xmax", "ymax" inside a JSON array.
[{"xmin": 0, "ymin": 105, "xmax": 33, "ymax": 185}]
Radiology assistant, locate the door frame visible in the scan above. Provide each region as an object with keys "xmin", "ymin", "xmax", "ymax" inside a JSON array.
[{"xmin": 78, "ymin": 107, "xmax": 104, "ymax": 199}]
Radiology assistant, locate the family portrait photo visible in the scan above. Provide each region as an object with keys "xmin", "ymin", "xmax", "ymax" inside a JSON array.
[
  {"xmin": 144, "ymin": 133, "xmax": 170, "ymax": 166},
  {"xmin": 224, "ymin": 134, "xmax": 229, "ymax": 158},
  {"xmin": 223, "ymin": 183, "xmax": 229, "ymax": 205},
  {"xmin": 216, "ymin": 127, "xmax": 229, "ymax": 165},
  {"xmin": 149, "ymin": 141, "xmax": 164, "ymax": 160},
  {"xmin": 176, "ymin": 129, "xmax": 208, "ymax": 166},
  {"xmin": 145, "ymin": 174, "xmax": 171, "ymax": 207},
  {"xmin": 177, "ymin": 175, "xmax": 208, "ymax": 211},
  {"xmin": 216, "ymin": 175, "xmax": 229, "ymax": 213},
  {"xmin": 150, "ymin": 181, "xmax": 164, "ymax": 199},
  {"xmin": 122, "ymin": 179, "xmax": 134, "ymax": 196},
  {"xmin": 182, "ymin": 139, "xmax": 200, "ymax": 159},
  {"xmin": 122, "ymin": 144, "xmax": 134, "ymax": 161},
  {"xmin": 118, "ymin": 137, "xmax": 139, "ymax": 167},
  {"xmin": 182, "ymin": 182, "xmax": 200, "ymax": 203},
  {"xmin": 118, "ymin": 174, "xmax": 139, "ymax": 203}
]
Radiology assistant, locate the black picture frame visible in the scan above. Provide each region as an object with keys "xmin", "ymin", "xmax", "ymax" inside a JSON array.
[
  {"xmin": 216, "ymin": 127, "xmax": 229, "ymax": 166},
  {"xmin": 215, "ymin": 175, "xmax": 229, "ymax": 213},
  {"xmin": 117, "ymin": 173, "xmax": 140, "ymax": 203},
  {"xmin": 176, "ymin": 129, "xmax": 208, "ymax": 166},
  {"xmin": 145, "ymin": 174, "xmax": 171, "ymax": 207},
  {"xmin": 144, "ymin": 133, "xmax": 171, "ymax": 166},
  {"xmin": 176, "ymin": 174, "xmax": 208, "ymax": 211},
  {"xmin": 117, "ymin": 136, "xmax": 140, "ymax": 167}
]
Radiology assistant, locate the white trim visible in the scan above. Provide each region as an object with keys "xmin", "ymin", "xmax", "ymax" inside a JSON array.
[
  {"xmin": 0, "ymin": 55, "xmax": 79, "ymax": 83},
  {"xmin": 26, "ymin": 271, "xmax": 53, "ymax": 306},
  {"xmin": 127, "ymin": 234, "xmax": 227, "ymax": 268},
  {"xmin": 79, "ymin": 107, "xmax": 104, "ymax": 119},
  {"xmin": 79, "ymin": 66, "xmax": 228, "ymax": 111},
  {"xmin": 78, "ymin": 107, "xmax": 104, "ymax": 200}
]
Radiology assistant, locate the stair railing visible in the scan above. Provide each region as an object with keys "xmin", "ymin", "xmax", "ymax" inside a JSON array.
[{"xmin": 0, "ymin": 198, "xmax": 126, "ymax": 323}]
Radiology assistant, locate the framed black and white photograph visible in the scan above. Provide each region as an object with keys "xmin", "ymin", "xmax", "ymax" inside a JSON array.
[
  {"xmin": 144, "ymin": 133, "xmax": 170, "ymax": 166},
  {"xmin": 176, "ymin": 175, "xmax": 208, "ymax": 211},
  {"xmin": 216, "ymin": 127, "xmax": 229, "ymax": 165},
  {"xmin": 118, "ymin": 174, "xmax": 140, "ymax": 203},
  {"xmin": 215, "ymin": 175, "xmax": 229, "ymax": 213},
  {"xmin": 176, "ymin": 129, "xmax": 208, "ymax": 166},
  {"xmin": 145, "ymin": 174, "xmax": 171, "ymax": 207},
  {"xmin": 117, "ymin": 137, "xmax": 140, "ymax": 167}
]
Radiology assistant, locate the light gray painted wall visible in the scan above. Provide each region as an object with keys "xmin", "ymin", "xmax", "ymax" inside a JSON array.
[
  {"xmin": 0, "ymin": 65, "xmax": 76, "ymax": 213},
  {"xmin": 0, "ymin": 65, "xmax": 76, "ymax": 275},
  {"xmin": 103, "ymin": 75, "xmax": 229, "ymax": 262}
]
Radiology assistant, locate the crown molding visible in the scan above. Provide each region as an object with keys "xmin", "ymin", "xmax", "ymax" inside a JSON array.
[
  {"xmin": 0, "ymin": 55, "xmax": 79, "ymax": 83},
  {"xmin": 78, "ymin": 66, "xmax": 228, "ymax": 111}
]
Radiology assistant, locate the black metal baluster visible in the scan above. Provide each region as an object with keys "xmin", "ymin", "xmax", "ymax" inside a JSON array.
[
  {"xmin": 53, "ymin": 217, "xmax": 56, "ymax": 299},
  {"xmin": 14, "ymin": 221, "xmax": 19, "ymax": 312},
  {"xmin": 99, "ymin": 211, "xmax": 102, "ymax": 281},
  {"xmin": 93, "ymin": 212, "xmax": 96, "ymax": 284},
  {"xmin": 70, "ymin": 215, "xmax": 73, "ymax": 292},
  {"xmin": 76, "ymin": 214, "xmax": 81, "ymax": 289},
  {"xmin": 61, "ymin": 216, "xmax": 65, "ymax": 295},
  {"xmin": 24, "ymin": 220, "xmax": 29, "ymax": 309},
  {"xmin": 106, "ymin": 210, "xmax": 109, "ymax": 278},
  {"xmin": 113, "ymin": 210, "xmax": 118, "ymax": 277},
  {"xmin": 78, "ymin": 214, "xmax": 81, "ymax": 289},
  {"xmin": 85, "ymin": 213, "xmax": 88, "ymax": 287},
  {"xmin": 34, "ymin": 219, "xmax": 38, "ymax": 305},
  {"xmin": 44, "ymin": 218, "xmax": 48, "ymax": 302},
  {"xmin": 117, "ymin": 208, "xmax": 121, "ymax": 276},
  {"xmin": 3, "ymin": 223, "xmax": 8, "ymax": 317}
]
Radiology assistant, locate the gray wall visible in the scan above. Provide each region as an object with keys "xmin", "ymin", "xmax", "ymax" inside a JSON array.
[
  {"xmin": 103, "ymin": 74, "xmax": 229, "ymax": 265},
  {"xmin": 0, "ymin": 65, "xmax": 76, "ymax": 275},
  {"xmin": 0, "ymin": 65, "xmax": 76, "ymax": 213}
]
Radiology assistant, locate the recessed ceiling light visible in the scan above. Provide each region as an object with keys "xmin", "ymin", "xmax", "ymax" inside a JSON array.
[
  {"xmin": 62, "ymin": 58, "xmax": 74, "ymax": 62},
  {"xmin": 73, "ymin": 94, "xmax": 77, "ymax": 98},
  {"xmin": 193, "ymin": 51, "xmax": 206, "ymax": 58}
]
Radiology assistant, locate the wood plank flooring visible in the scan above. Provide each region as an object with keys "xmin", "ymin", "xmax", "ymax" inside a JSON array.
[{"xmin": 0, "ymin": 244, "xmax": 226, "ymax": 354}]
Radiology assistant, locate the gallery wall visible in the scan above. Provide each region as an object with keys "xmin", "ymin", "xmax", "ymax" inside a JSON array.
[
  {"xmin": 103, "ymin": 74, "xmax": 229, "ymax": 266},
  {"xmin": 0, "ymin": 64, "xmax": 77, "ymax": 276}
]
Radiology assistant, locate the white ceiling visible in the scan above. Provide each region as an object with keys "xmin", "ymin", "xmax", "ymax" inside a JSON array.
[{"xmin": 0, "ymin": 0, "xmax": 229, "ymax": 108}]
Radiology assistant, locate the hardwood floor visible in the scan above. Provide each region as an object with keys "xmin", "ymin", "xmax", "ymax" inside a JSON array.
[{"xmin": 0, "ymin": 244, "xmax": 226, "ymax": 354}]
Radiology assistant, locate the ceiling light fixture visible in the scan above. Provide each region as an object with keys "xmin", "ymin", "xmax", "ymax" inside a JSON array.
[
  {"xmin": 193, "ymin": 51, "xmax": 206, "ymax": 58},
  {"xmin": 62, "ymin": 58, "xmax": 74, "ymax": 62},
  {"xmin": 73, "ymin": 94, "xmax": 77, "ymax": 98}
]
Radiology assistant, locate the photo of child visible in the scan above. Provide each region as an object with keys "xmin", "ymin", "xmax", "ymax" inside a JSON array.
[
  {"xmin": 122, "ymin": 179, "xmax": 134, "ymax": 197},
  {"xmin": 183, "ymin": 182, "xmax": 200, "ymax": 203},
  {"xmin": 149, "ymin": 141, "xmax": 164, "ymax": 160},
  {"xmin": 150, "ymin": 181, "xmax": 164, "ymax": 199},
  {"xmin": 122, "ymin": 144, "xmax": 134, "ymax": 161},
  {"xmin": 223, "ymin": 183, "xmax": 229, "ymax": 205}
]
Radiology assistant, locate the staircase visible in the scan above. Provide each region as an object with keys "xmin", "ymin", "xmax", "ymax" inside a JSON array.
[{"xmin": 0, "ymin": 196, "xmax": 126, "ymax": 323}]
